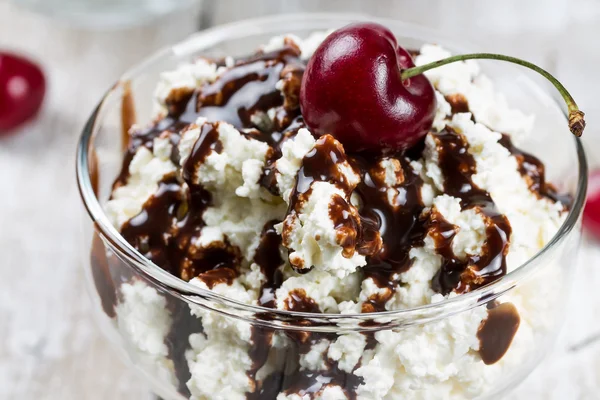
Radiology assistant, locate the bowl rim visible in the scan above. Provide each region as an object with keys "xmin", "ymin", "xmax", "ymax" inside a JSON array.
[{"xmin": 76, "ymin": 12, "xmax": 588, "ymax": 328}]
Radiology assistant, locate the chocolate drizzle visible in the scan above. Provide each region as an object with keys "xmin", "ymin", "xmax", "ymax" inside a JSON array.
[
  {"xmin": 427, "ymin": 210, "xmax": 459, "ymax": 260},
  {"xmin": 121, "ymin": 80, "xmax": 137, "ymax": 151},
  {"xmin": 353, "ymin": 156, "xmax": 428, "ymax": 312},
  {"xmin": 499, "ymin": 134, "xmax": 572, "ymax": 208},
  {"xmin": 291, "ymin": 134, "xmax": 354, "ymax": 208},
  {"xmin": 120, "ymin": 174, "xmax": 186, "ymax": 275},
  {"xmin": 182, "ymin": 122, "xmax": 222, "ymax": 183},
  {"xmin": 444, "ymin": 93, "xmax": 470, "ymax": 115},
  {"xmin": 197, "ymin": 47, "xmax": 302, "ymax": 131},
  {"xmin": 477, "ymin": 302, "xmax": 521, "ymax": 365},
  {"xmin": 432, "ymin": 128, "xmax": 493, "ymax": 208},
  {"xmin": 329, "ymin": 194, "xmax": 360, "ymax": 258},
  {"xmin": 254, "ymin": 220, "xmax": 285, "ymax": 308},
  {"xmin": 258, "ymin": 362, "xmax": 362, "ymax": 400},
  {"xmin": 248, "ymin": 344, "xmax": 363, "ymax": 400},
  {"xmin": 165, "ymin": 301, "xmax": 204, "ymax": 396},
  {"xmin": 89, "ymin": 148, "xmax": 100, "ymax": 197},
  {"xmin": 430, "ymin": 128, "xmax": 512, "ymax": 294},
  {"xmin": 284, "ymin": 289, "xmax": 321, "ymax": 313},
  {"xmin": 248, "ymin": 306, "xmax": 362, "ymax": 399},
  {"xmin": 90, "ymin": 233, "xmax": 117, "ymax": 318}
]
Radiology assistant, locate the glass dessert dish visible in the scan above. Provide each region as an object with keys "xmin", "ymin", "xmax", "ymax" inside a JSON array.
[{"xmin": 76, "ymin": 14, "xmax": 587, "ymax": 400}]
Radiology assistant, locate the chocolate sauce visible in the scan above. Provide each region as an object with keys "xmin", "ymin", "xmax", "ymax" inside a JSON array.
[
  {"xmin": 249, "ymin": 326, "xmax": 363, "ymax": 400},
  {"xmin": 444, "ymin": 93, "xmax": 470, "ymax": 115},
  {"xmin": 89, "ymin": 148, "xmax": 100, "ymax": 198},
  {"xmin": 280, "ymin": 63, "xmax": 304, "ymax": 111},
  {"xmin": 246, "ymin": 326, "xmax": 275, "ymax": 398},
  {"xmin": 165, "ymin": 300, "xmax": 204, "ymax": 396},
  {"xmin": 121, "ymin": 80, "xmax": 137, "ymax": 151},
  {"xmin": 197, "ymin": 267, "xmax": 238, "ymax": 289},
  {"xmin": 293, "ymin": 134, "xmax": 354, "ymax": 201},
  {"xmin": 197, "ymin": 47, "xmax": 303, "ymax": 131},
  {"xmin": 165, "ymin": 88, "xmax": 196, "ymax": 118},
  {"xmin": 353, "ymin": 156, "xmax": 428, "ymax": 312},
  {"xmin": 246, "ymin": 287, "xmax": 366, "ymax": 400},
  {"xmin": 427, "ymin": 210, "xmax": 459, "ymax": 260},
  {"xmin": 168, "ymin": 133, "xmax": 181, "ymax": 165},
  {"xmin": 477, "ymin": 302, "xmax": 520, "ymax": 365},
  {"xmin": 280, "ymin": 318, "xmax": 363, "ymax": 400},
  {"xmin": 284, "ymin": 289, "xmax": 321, "ymax": 313},
  {"xmin": 430, "ymin": 128, "xmax": 512, "ymax": 294},
  {"xmin": 90, "ymin": 233, "xmax": 117, "ymax": 318},
  {"xmin": 329, "ymin": 194, "xmax": 360, "ymax": 258},
  {"xmin": 249, "ymin": 354, "xmax": 362, "ymax": 400},
  {"xmin": 254, "ymin": 220, "xmax": 285, "ymax": 308},
  {"xmin": 275, "ymin": 366, "xmax": 362, "ymax": 400},
  {"xmin": 432, "ymin": 128, "xmax": 492, "ymax": 208},
  {"xmin": 499, "ymin": 134, "xmax": 572, "ymax": 208},
  {"xmin": 182, "ymin": 122, "xmax": 222, "ymax": 183},
  {"xmin": 120, "ymin": 175, "xmax": 184, "ymax": 275}
]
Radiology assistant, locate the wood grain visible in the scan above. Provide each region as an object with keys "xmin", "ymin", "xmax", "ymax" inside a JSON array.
[{"xmin": 0, "ymin": 1, "xmax": 598, "ymax": 399}]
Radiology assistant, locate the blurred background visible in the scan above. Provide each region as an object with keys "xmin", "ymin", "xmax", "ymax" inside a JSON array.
[{"xmin": 1, "ymin": 0, "xmax": 599, "ymax": 399}]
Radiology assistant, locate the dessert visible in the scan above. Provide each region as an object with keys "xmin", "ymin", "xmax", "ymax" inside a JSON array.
[{"xmin": 93, "ymin": 23, "xmax": 583, "ymax": 400}]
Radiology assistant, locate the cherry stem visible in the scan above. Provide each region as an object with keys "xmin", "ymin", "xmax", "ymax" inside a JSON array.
[{"xmin": 401, "ymin": 53, "xmax": 586, "ymax": 137}]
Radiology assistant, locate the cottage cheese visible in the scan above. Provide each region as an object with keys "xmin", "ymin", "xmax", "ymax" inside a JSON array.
[{"xmin": 115, "ymin": 280, "xmax": 175, "ymax": 386}]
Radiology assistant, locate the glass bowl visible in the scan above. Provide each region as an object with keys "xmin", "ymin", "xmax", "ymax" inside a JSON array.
[{"xmin": 76, "ymin": 13, "xmax": 587, "ymax": 400}]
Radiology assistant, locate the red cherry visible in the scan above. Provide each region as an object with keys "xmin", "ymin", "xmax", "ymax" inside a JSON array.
[
  {"xmin": 583, "ymin": 170, "xmax": 600, "ymax": 240},
  {"xmin": 0, "ymin": 52, "xmax": 46, "ymax": 133},
  {"xmin": 300, "ymin": 22, "xmax": 437, "ymax": 153}
]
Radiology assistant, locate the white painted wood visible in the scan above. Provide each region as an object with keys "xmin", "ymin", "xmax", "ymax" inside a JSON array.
[{"xmin": 1, "ymin": 1, "xmax": 598, "ymax": 398}]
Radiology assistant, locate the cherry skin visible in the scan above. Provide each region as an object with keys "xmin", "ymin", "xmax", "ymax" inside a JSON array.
[
  {"xmin": 300, "ymin": 22, "xmax": 437, "ymax": 153},
  {"xmin": 0, "ymin": 52, "xmax": 46, "ymax": 133},
  {"xmin": 583, "ymin": 170, "xmax": 600, "ymax": 240}
]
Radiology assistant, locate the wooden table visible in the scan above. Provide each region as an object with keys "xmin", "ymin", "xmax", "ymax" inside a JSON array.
[{"xmin": 1, "ymin": 1, "xmax": 599, "ymax": 398}]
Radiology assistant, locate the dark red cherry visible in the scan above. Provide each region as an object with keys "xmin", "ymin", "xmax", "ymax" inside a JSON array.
[
  {"xmin": 300, "ymin": 22, "xmax": 437, "ymax": 153},
  {"xmin": 583, "ymin": 170, "xmax": 600, "ymax": 240},
  {"xmin": 0, "ymin": 52, "xmax": 46, "ymax": 133}
]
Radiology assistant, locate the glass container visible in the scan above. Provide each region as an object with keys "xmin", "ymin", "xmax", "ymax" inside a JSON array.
[{"xmin": 76, "ymin": 14, "xmax": 587, "ymax": 400}]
